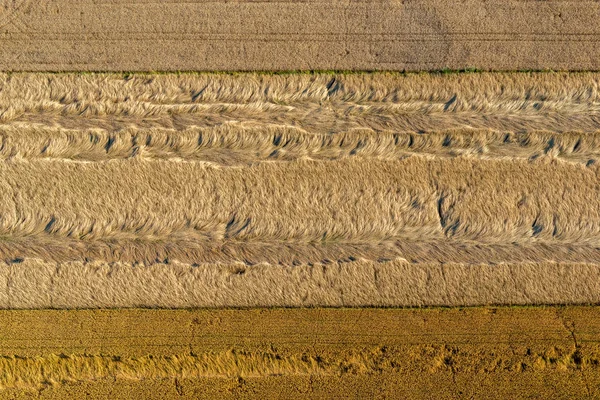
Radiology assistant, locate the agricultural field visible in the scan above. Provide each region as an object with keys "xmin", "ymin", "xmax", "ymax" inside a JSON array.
[
  {"xmin": 0, "ymin": 307, "xmax": 599, "ymax": 399},
  {"xmin": 0, "ymin": 72, "xmax": 596, "ymax": 398},
  {"xmin": 0, "ymin": 72, "xmax": 598, "ymax": 308},
  {"xmin": 0, "ymin": 0, "xmax": 598, "ymax": 70},
  {"xmin": 0, "ymin": 0, "xmax": 599, "ymax": 397}
]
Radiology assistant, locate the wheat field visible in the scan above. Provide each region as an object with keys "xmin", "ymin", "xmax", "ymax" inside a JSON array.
[
  {"xmin": 1, "ymin": 72, "xmax": 600, "ymax": 398},
  {"xmin": 0, "ymin": 72, "xmax": 598, "ymax": 308},
  {"xmin": 1, "ymin": 0, "xmax": 599, "ymax": 398}
]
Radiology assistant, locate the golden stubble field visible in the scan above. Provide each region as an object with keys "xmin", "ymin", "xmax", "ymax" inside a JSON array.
[{"xmin": 0, "ymin": 307, "xmax": 597, "ymax": 399}]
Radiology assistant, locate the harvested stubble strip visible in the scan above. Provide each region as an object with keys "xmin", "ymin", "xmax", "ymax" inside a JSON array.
[
  {"xmin": 0, "ymin": 307, "xmax": 598, "ymax": 399},
  {"xmin": 0, "ymin": 72, "xmax": 599, "ymax": 307},
  {"xmin": 4, "ymin": 0, "xmax": 600, "ymax": 71}
]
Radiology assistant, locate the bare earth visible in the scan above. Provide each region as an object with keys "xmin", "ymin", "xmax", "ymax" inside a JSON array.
[
  {"xmin": 0, "ymin": 307, "xmax": 597, "ymax": 399},
  {"xmin": 1, "ymin": 72, "xmax": 600, "ymax": 307},
  {"xmin": 0, "ymin": 1, "xmax": 599, "ymax": 70}
]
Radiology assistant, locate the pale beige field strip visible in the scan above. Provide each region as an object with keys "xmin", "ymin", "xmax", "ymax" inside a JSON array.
[
  {"xmin": 0, "ymin": 0, "xmax": 600, "ymax": 70},
  {"xmin": 2, "ymin": 72, "xmax": 600, "ymax": 307},
  {"xmin": 0, "ymin": 307, "xmax": 599, "ymax": 399}
]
